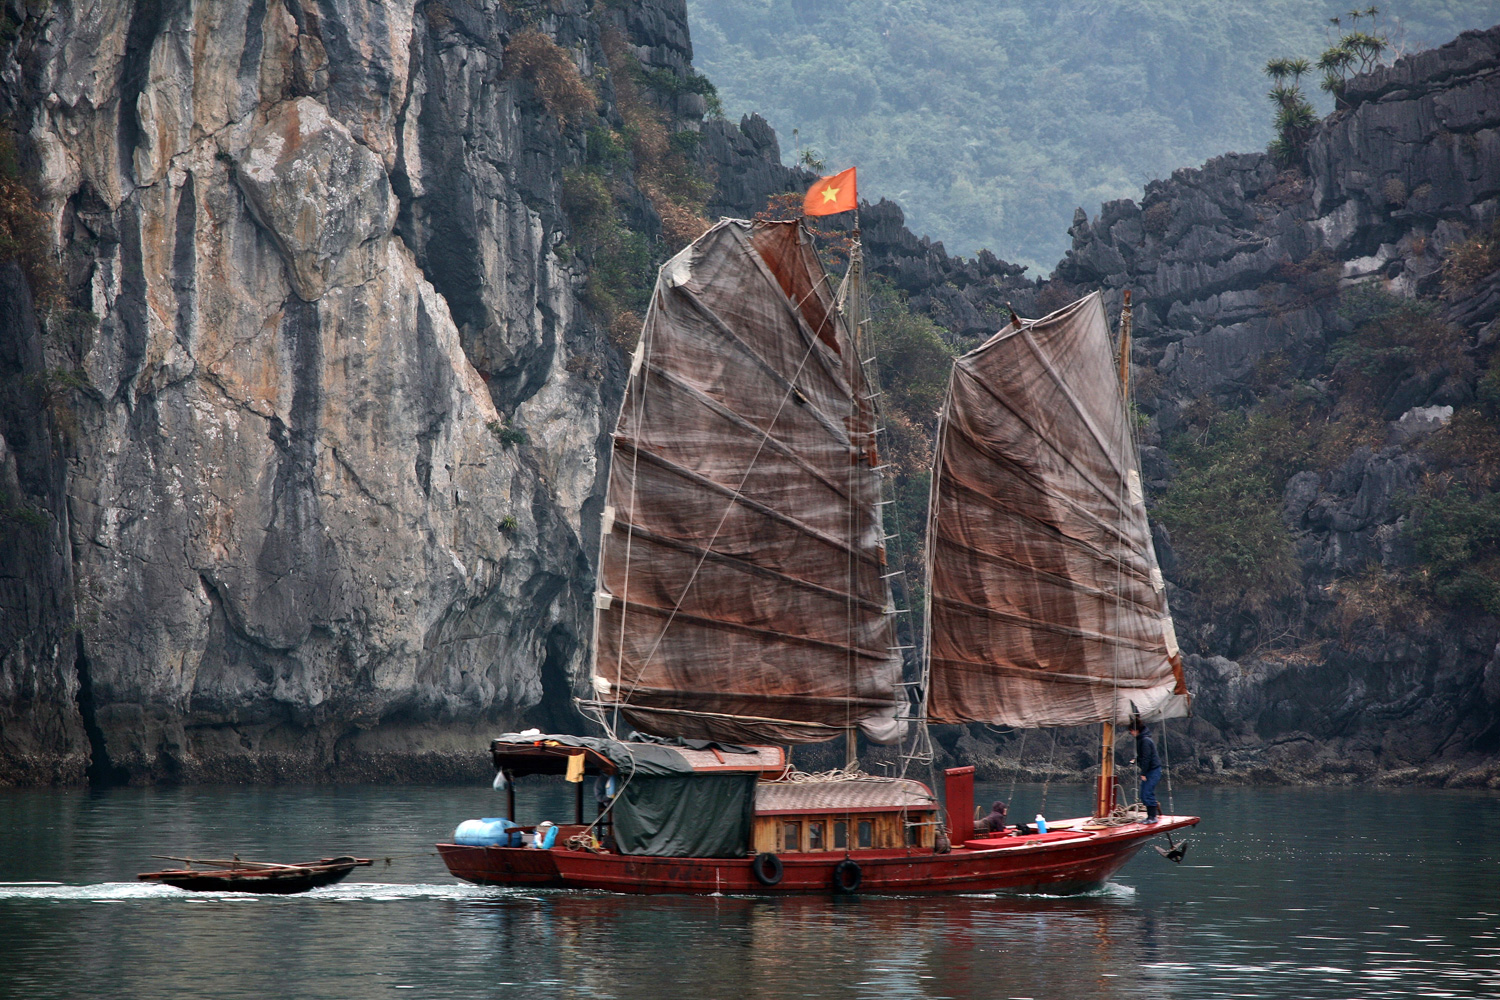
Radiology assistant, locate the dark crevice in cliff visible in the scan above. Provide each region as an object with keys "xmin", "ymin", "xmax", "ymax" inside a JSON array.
[
  {"xmin": 117, "ymin": 0, "xmax": 179, "ymax": 188},
  {"xmin": 171, "ymin": 174, "xmax": 198, "ymax": 347},
  {"xmin": 113, "ymin": 199, "xmax": 149, "ymax": 403},
  {"xmin": 75, "ymin": 634, "xmax": 128, "ymax": 787},
  {"xmin": 238, "ymin": 0, "xmax": 268, "ymax": 82},
  {"xmin": 412, "ymin": 291, "xmax": 454, "ymax": 500},
  {"xmin": 523, "ymin": 622, "xmax": 586, "ymax": 734}
]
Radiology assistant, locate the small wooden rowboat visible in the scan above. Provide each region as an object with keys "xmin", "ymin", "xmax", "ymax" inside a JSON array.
[{"xmin": 137, "ymin": 856, "xmax": 372, "ymax": 894}]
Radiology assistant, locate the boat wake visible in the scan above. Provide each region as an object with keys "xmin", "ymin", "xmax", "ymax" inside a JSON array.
[{"xmin": 958, "ymin": 880, "xmax": 1137, "ymax": 902}]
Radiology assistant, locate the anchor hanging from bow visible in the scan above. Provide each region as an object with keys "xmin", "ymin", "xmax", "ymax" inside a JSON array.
[{"xmin": 1154, "ymin": 830, "xmax": 1188, "ymax": 863}]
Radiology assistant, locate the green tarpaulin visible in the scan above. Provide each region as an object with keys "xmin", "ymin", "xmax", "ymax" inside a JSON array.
[
  {"xmin": 612, "ymin": 773, "xmax": 757, "ymax": 858},
  {"xmin": 489, "ymin": 734, "xmax": 756, "ymax": 858}
]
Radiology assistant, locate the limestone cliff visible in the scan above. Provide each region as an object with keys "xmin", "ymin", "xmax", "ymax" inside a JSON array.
[
  {"xmin": 4, "ymin": 1, "xmax": 1498, "ymax": 789},
  {"xmin": 1023, "ymin": 26, "xmax": 1500, "ymax": 787},
  {"xmin": 0, "ymin": 0, "xmax": 1042, "ymax": 785},
  {"xmin": 0, "ymin": 0, "xmax": 684, "ymax": 783}
]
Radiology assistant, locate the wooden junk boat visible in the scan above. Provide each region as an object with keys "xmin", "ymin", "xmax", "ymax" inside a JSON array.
[
  {"xmin": 138, "ymin": 856, "xmax": 373, "ymax": 893},
  {"xmin": 439, "ymin": 216, "xmax": 1198, "ymax": 895}
]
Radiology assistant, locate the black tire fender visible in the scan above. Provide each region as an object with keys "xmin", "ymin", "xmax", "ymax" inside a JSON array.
[
  {"xmin": 832, "ymin": 858, "xmax": 862, "ymax": 894},
  {"xmin": 752, "ymin": 852, "xmax": 784, "ymax": 886}
]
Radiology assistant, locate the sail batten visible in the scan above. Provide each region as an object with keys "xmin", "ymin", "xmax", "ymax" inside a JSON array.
[
  {"xmin": 598, "ymin": 597, "xmax": 896, "ymax": 661},
  {"xmin": 632, "ymin": 365, "xmax": 861, "ymax": 501},
  {"xmin": 931, "ymin": 657, "xmax": 1184, "ymax": 688},
  {"xmin": 592, "ymin": 220, "xmax": 905, "ymax": 745},
  {"xmin": 930, "ymin": 536, "xmax": 1165, "ymax": 617},
  {"xmin": 951, "ymin": 362, "xmax": 1137, "ymax": 526},
  {"xmin": 930, "ymin": 596, "xmax": 1173, "ymax": 653},
  {"xmin": 925, "ymin": 292, "xmax": 1189, "ymax": 728},
  {"xmin": 605, "ymin": 521, "xmax": 888, "ymax": 596},
  {"xmin": 673, "ymin": 287, "xmax": 855, "ymax": 444},
  {"xmin": 608, "ymin": 444, "xmax": 885, "ymax": 569},
  {"xmin": 938, "ymin": 446, "xmax": 1150, "ymax": 563}
]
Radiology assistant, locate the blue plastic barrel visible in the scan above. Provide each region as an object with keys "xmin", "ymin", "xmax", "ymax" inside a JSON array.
[{"xmin": 454, "ymin": 817, "xmax": 518, "ymax": 846}]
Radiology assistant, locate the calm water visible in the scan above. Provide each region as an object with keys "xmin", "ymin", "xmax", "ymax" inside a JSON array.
[{"xmin": 2, "ymin": 780, "xmax": 1498, "ymax": 1000}]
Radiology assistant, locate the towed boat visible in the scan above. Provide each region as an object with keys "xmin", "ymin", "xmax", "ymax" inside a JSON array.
[
  {"xmin": 439, "ymin": 212, "xmax": 1197, "ymax": 894},
  {"xmin": 138, "ymin": 856, "xmax": 372, "ymax": 893}
]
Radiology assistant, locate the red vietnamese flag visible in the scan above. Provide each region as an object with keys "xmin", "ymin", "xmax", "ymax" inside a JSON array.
[{"xmin": 803, "ymin": 166, "xmax": 857, "ymax": 216}]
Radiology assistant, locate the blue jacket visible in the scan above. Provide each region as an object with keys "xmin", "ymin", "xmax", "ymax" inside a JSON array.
[{"xmin": 1135, "ymin": 732, "xmax": 1161, "ymax": 773}]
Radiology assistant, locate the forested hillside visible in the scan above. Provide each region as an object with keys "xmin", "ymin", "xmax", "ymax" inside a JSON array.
[{"xmin": 687, "ymin": 0, "xmax": 1500, "ymax": 269}]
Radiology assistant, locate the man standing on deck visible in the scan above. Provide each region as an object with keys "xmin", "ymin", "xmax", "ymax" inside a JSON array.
[{"xmin": 1129, "ymin": 722, "xmax": 1162, "ymax": 824}]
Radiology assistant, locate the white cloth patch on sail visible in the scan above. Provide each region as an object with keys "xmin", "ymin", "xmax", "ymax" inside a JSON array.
[
  {"xmin": 589, "ymin": 220, "xmax": 906, "ymax": 745},
  {"xmin": 925, "ymin": 292, "xmax": 1190, "ymax": 728}
]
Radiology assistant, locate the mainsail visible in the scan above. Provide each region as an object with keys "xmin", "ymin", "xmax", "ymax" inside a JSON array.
[
  {"xmin": 588, "ymin": 220, "xmax": 906, "ymax": 745},
  {"xmin": 924, "ymin": 292, "xmax": 1189, "ymax": 729}
]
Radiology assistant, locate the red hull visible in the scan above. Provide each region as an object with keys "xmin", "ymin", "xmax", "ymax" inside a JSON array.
[{"xmin": 437, "ymin": 816, "xmax": 1197, "ymax": 895}]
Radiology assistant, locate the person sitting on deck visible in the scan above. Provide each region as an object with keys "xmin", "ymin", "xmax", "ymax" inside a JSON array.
[
  {"xmin": 975, "ymin": 800, "xmax": 1009, "ymax": 834},
  {"xmin": 1129, "ymin": 722, "xmax": 1163, "ymax": 824}
]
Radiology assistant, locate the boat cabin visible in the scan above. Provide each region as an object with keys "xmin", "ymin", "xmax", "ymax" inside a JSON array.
[
  {"xmin": 752, "ymin": 779, "xmax": 938, "ymax": 853},
  {"xmin": 482, "ymin": 734, "xmax": 937, "ymax": 858}
]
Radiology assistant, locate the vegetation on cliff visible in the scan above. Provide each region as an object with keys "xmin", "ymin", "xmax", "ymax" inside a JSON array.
[
  {"xmin": 1150, "ymin": 275, "xmax": 1498, "ymax": 649},
  {"xmin": 1265, "ymin": 8, "xmax": 1394, "ymax": 164},
  {"xmin": 687, "ymin": 0, "xmax": 1500, "ymax": 268},
  {"xmin": 505, "ymin": 21, "xmax": 718, "ymax": 348},
  {"xmin": 0, "ymin": 130, "xmax": 59, "ymax": 310}
]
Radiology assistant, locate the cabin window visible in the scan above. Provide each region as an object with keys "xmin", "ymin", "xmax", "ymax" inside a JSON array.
[
  {"xmin": 905, "ymin": 820, "xmax": 919, "ymax": 847},
  {"xmin": 833, "ymin": 821, "xmax": 848, "ymax": 849},
  {"xmin": 857, "ymin": 820, "xmax": 873, "ymax": 848},
  {"xmin": 783, "ymin": 822, "xmax": 801, "ymax": 852},
  {"xmin": 808, "ymin": 822, "xmax": 824, "ymax": 850}
]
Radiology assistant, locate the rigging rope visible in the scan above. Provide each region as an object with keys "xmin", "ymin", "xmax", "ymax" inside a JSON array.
[
  {"xmin": 780, "ymin": 766, "xmax": 901, "ymax": 785},
  {"xmin": 607, "ymin": 290, "xmax": 658, "ymax": 739},
  {"xmin": 841, "ymin": 229, "xmax": 862, "ymax": 766},
  {"xmin": 1161, "ymin": 717, "xmax": 1176, "ymax": 815},
  {"xmin": 1038, "ymin": 729, "xmax": 1059, "ymax": 815},
  {"xmin": 1007, "ymin": 728, "xmax": 1028, "ymax": 807},
  {"xmin": 835, "ymin": 216, "xmax": 930, "ymax": 786}
]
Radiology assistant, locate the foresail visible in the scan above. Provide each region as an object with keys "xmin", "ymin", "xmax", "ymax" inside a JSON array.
[
  {"xmin": 924, "ymin": 292, "xmax": 1189, "ymax": 729},
  {"xmin": 589, "ymin": 220, "xmax": 906, "ymax": 745}
]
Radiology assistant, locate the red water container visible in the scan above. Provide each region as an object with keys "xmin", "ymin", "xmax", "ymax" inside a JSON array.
[{"xmin": 944, "ymin": 766, "xmax": 975, "ymax": 844}]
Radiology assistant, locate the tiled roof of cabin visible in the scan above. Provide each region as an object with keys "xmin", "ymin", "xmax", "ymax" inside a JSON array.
[
  {"xmin": 675, "ymin": 745, "xmax": 785, "ymax": 773},
  {"xmin": 755, "ymin": 777, "xmax": 936, "ymax": 814}
]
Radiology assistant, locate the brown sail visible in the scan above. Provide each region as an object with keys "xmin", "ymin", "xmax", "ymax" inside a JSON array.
[
  {"xmin": 924, "ymin": 292, "xmax": 1189, "ymax": 728},
  {"xmin": 588, "ymin": 220, "xmax": 906, "ymax": 744}
]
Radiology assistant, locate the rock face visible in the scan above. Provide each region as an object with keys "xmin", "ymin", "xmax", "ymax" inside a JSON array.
[
  {"xmin": 1045, "ymin": 25, "xmax": 1500, "ymax": 786},
  {"xmin": 0, "ymin": 0, "xmax": 1013, "ymax": 785},
  {"xmin": 0, "ymin": 0, "xmax": 660, "ymax": 784},
  {"xmin": 2, "ymin": 1, "xmax": 1497, "ymax": 788},
  {"xmin": 0, "ymin": 0, "xmax": 1044, "ymax": 785},
  {"xmin": 0, "ymin": 265, "xmax": 89, "ymax": 785}
]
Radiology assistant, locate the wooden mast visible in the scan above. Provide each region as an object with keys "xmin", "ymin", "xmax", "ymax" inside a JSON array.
[
  {"xmin": 1094, "ymin": 289, "xmax": 1133, "ymax": 819},
  {"xmin": 1096, "ymin": 722, "xmax": 1117, "ymax": 818}
]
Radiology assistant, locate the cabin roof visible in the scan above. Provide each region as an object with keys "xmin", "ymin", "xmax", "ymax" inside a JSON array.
[
  {"xmin": 672, "ymin": 745, "xmax": 786, "ymax": 774},
  {"xmin": 755, "ymin": 777, "xmax": 936, "ymax": 815},
  {"xmin": 488, "ymin": 734, "xmax": 783, "ymax": 777}
]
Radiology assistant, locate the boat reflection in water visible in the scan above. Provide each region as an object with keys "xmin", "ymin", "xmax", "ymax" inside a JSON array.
[{"xmin": 448, "ymin": 887, "xmax": 1170, "ymax": 999}]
